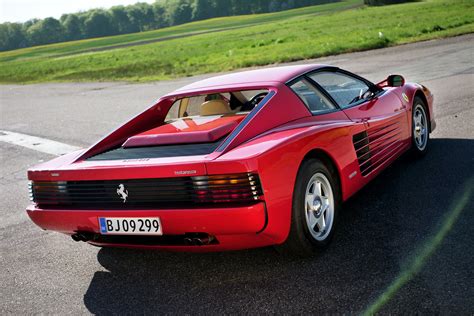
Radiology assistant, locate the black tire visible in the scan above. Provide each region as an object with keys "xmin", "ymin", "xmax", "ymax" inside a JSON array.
[
  {"xmin": 277, "ymin": 158, "xmax": 341, "ymax": 256},
  {"xmin": 410, "ymin": 96, "xmax": 430, "ymax": 157}
]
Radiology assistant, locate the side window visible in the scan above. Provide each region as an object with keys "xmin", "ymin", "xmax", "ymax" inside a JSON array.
[
  {"xmin": 289, "ymin": 79, "xmax": 336, "ymax": 114},
  {"xmin": 309, "ymin": 72, "xmax": 370, "ymax": 108}
]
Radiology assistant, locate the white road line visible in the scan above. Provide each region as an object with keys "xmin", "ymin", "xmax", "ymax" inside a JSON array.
[{"xmin": 0, "ymin": 130, "xmax": 81, "ymax": 156}]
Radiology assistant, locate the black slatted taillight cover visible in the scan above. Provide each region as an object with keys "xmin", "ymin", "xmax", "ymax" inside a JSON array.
[{"xmin": 30, "ymin": 173, "xmax": 263, "ymax": 209}]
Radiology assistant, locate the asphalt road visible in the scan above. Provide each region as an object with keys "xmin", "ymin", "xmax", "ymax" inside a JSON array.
[{"xmin": 1, "ymin": 34, "xmax": 473, "ymax": 314}]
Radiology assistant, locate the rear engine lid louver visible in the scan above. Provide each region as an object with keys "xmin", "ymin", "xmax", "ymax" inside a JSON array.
[{"xmin": 87, "ymin": 139, "xmax": 222, "ymax": 161}]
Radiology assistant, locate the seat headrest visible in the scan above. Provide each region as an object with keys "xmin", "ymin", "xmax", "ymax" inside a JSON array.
[{"xmin": 200, "ymin": 100, "xmax": 231, "ymax": 116}]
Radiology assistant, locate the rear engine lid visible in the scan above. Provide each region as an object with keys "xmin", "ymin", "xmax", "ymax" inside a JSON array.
[
  {"xmin": 87, "ymin": 115, "xmax": 244, "ymax": 162},
  {"xmin": 123, "ymin": 116, "xmax": 243, "ymax": 148}
]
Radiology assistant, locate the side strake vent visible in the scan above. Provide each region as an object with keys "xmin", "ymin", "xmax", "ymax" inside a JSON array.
[
  {"xmin": 30, "ymin": 173, "xmax": 263, "ymax": 209},
  {"xmin": 87, "ymin": 139, "xmax": 222, "ymax": 161},
  {"xmin": 353, "ymin": 121, "xmax": 403, "ymax": 176}
]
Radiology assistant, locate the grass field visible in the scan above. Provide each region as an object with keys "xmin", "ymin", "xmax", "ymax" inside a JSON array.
[
  {"xmin": 0, "ymin": 0, "xmax": 472, "ymax": 84},
  {"xmin": 0, "ymin": 1, "xmax": 362, "ymax": 63}
]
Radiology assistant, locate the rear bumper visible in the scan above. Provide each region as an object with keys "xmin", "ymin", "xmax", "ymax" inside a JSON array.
[{"xmin": 26, "ymin": 203, "xmax": 274, "ymax": 251}]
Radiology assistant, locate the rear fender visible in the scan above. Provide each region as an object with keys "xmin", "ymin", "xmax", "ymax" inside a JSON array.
[{"xmin": 208, "ymin": 120, "xmax": 364, "ymax": 244}]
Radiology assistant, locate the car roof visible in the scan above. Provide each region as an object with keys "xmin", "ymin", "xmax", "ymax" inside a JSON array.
[{"xmin": 170, "ymin": 64, "xmax": 328, "ymax": 95}]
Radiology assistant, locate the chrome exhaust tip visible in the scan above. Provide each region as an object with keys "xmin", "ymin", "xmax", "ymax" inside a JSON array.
[
  {"xmin": 192, "ymin": 238, "xmax": 204, "ymax": 245},
  {"xmin": 71, "ymin": 234, "xmax": 82, "ymax": 242},
  {"xmin": 71, "ymin": 233, "xmax": 91, "ymax": 242}
]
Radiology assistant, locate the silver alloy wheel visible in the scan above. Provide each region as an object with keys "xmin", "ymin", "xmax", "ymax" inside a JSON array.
[
  {"xmin": 304, "ymin": 172, "xmax": 334, "ymax": 241},
  {"xmin": 413, "ymin": 104, "xmax": 428, "ymax": 151}
]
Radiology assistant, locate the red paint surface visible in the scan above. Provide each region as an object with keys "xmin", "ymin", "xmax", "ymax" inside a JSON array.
[{"xmin": 123, "ymin": 116, "xmax": 244, "ymax": 147}]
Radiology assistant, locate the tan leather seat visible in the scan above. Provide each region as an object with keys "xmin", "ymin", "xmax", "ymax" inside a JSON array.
[{"xmin": 200, "ymin": 100, "xmax": 232, "ymax": 116}]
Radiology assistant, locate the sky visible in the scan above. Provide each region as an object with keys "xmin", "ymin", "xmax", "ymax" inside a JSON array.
[{"xmin": 0, "ymin": 0, "xmax": 156, "ymax": 23}]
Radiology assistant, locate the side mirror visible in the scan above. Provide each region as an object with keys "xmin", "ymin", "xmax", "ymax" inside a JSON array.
[{"xmin": 377, "ymin": 74, "xmax": 405, "ymax": 88}]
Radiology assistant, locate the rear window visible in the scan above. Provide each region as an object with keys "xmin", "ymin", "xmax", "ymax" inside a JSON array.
[{"xmin": 165, "ymin": 90, "xmax": 268, "ymax": 121}]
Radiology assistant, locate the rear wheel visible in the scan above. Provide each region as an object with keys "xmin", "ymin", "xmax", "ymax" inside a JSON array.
[
  {"xmin": 278, "ymin": 159, "xmax": 341, "ymax": 256},
  {"xmin": 411, "ymin": 97, "xmax": 429, "ymax": 156}
]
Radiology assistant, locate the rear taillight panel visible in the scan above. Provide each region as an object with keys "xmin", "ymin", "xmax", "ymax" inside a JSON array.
[
  {"xmin": 29, "ymin": 173, "xmax": 264, "ymax": 209},
  {"xmin": 192, "ymin": 173, "xmax": 263, "ymax": 203}
]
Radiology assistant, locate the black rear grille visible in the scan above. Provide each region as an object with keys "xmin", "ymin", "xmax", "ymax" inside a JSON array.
[
  {"xmin": 87, "ymin": 140, "xmax": 222, "ymax": 161},
  {"xmin": 30, "ymin": 173, "xmax": 263, "ymax": 209}
]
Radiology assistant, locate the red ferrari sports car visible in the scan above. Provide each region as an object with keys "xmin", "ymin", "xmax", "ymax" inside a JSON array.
[{"xmin": 27, "ymin": 64, "xmax": 435, "ymax": 255}]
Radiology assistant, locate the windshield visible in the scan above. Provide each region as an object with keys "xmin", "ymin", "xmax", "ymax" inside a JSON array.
[{"xmin": 165, "ymin": 89, "xmax": 268, "ymax": 121}]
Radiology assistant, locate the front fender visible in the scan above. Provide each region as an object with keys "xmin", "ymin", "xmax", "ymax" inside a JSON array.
[{"xmin": 400, "ymin": 83, "xmax": 435, "ymax": 132}]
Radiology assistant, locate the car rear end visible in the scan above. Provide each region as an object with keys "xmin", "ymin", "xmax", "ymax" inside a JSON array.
[
  {"xmin": 27, "ymin": 161, "xmax": 269, "ymax": 251},
  {"xmin": 26, "ymin": 87, "xmax": 276, "ymax": 251}
]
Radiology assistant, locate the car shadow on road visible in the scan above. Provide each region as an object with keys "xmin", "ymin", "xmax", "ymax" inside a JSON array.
[{"xmin": 83, "ymin": 138, "xmax": 473, "ymax": 314}]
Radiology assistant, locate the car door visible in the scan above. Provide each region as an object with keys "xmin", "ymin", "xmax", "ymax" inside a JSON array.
[{"xmin": 307, "ymin": 69, "xmax": 410, "ymax": 176}]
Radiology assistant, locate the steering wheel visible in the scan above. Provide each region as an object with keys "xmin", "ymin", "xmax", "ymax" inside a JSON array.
[
  {"xmin": 249, "ymin": 92, "xmax": 268, "ymax": 107},
  {"xmin": 349, "ymin": 88, "xmax": 375, "ymax": 105}
]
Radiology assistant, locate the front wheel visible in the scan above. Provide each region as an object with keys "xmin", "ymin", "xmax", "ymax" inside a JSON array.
[
  {"xmin": 411, "ymin": 97, "xmax": 430, "ymax": 157},
  {"xmin": 278, "ymin": 159, "xmax": 341, "ymax": 256}
]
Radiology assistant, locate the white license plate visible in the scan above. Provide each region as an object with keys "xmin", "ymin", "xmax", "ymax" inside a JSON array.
[{"xmin": 99, "ymin": 217, "xmax": 162, "ymax": 235}]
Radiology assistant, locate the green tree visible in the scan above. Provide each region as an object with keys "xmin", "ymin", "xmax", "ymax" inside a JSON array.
[
  {"xmin": 166, "ymin": 0, "xmax": 193, "ymax": 26},
  {"xmin": 229, "ymin": 0, "xmax": 250, "ymax": 15},
  {"xmin": 211, "ymin": 0, "xmax": 230, "ymax": 17},
  {"xmin": 152, "ymin": 3, "xmax": 168, "ymax": 28},
  {"xmin": 0, "ymin": 23, "xmax": 27, "ymax": 51},
  {"xmin": 84, "ymin": 11, "xmax": 113, "ymax": 38},
  {"xmin": 125, "ymin": 6, "xmax": 143, "ymax": 32},
  {"xmin": 192, "ymin": 0, "xmax": 211, "ymax": 21},
  {"xmin": 26, "ymin": 17, "xmax": 64, "ymax": 46},
  {"xmin": 110, "ymin": 6, "xmax": 132, "ymax": 34},
  {"xmin": 22, "ymin": 19, "xmax": 39, "ymax": 30},
  {"xmin": 62, "ymin": 14, "xmax": 82, "ymax": 41},
  {"xmin": 136, "ymin": 3, "xmax": 156, "ymax": 31}
]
